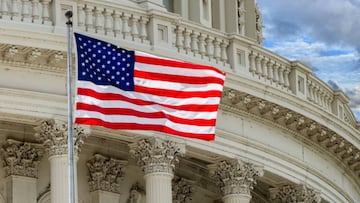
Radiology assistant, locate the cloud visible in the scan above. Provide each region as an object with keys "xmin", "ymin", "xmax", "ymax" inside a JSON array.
[
  {"xmin": 327, "ymin": 80, "xmax": 341, "ymax": 90},
  {"xmin": 258, "ymin": 0, "xmax": 360, "ymax": 51},
  {"xmin": 345, "ymin": 87, "xmax": 360, "ymax": 121}
]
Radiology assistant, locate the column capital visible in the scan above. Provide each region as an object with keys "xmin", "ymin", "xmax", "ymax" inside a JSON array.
[
  {"xmin": 209, "ymin": 159, "xmax": 264, "ymax": 197},
  {"xmin": 172, "ymin": 177, "xmax": 194, "ymax": 203},
  {"xmin": 129, "ymin": 138, "xmax": 185, "ymax": 175},
  {"xmin": 2, "ymin": 139, "xmax": 43, "ymax": 178},
  {"xmin": 269, "ymin": 184, "xmax": 321, "ymax": 203},
  {"xmin": 34, "ymin": 119, "xmax": 90, "ymax": 157},
  {"xmin": 86, "ymin": 154, "xmax": 127, "ymax": 194}
]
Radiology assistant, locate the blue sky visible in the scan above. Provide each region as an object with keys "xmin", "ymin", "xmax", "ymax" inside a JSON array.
[{"xmin": 257, "ymin": 0, "xmax": 360, "ymax": 121}]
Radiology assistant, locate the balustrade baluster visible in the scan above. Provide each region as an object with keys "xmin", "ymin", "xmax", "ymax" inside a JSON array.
[
  {"xmin": 314, "ymin": 86, "xmax": 319, "ymax": 104},
  {"xmin": 198, "ymin": 33, "xmax": 206, "ymax": 58},
  {"xmin": 175, "ymin": 26, "xmax": 183, "ymax": 51},
  {"xmin": 307, "ymin": 80, "xmax": 313, "ymax": 101},
  {"xmin": 183, "ymin": 28, "xmax": 191, "ymax": 54},
  {"xmin": 31, "ymin": 0, "xmax": 41, "ymax": 23},
  {"xmin": 1, "ymin": 0, "xmax": 9, "ymax": 19},
  {"xmin": 278, "ymin": 65, "xmax": 285, "ymax": 86},
  {"xmin": 139, "ymin": 16, "xmax": 148, "ymax": 43},
  {"xmin": 77, "ymin": 4, "xmax": 85, "ymax": 29},
  {"xmin": 104, "ymin": 8, "xmax": 113, "ymax": 36},
  {"xmin": 121, "ymin": 13, "xmax": 131, "ymax": 40},
  {"xmin": 130, "ymin": 14, "xmax": 139, "ymax": 41},
  {"xmin": 190, "ymin": 31, "xmax": 199, "ymax": 56},
  {"xmin": 113, "ymin": 11, "xmax": 122, "ymax": 37},
  {"xmin": 11, "ymin": 0, "xmax": 20, "ymax": 21},
  {"xmin": 205, "ymin": 36, "xmax": 214, "ymax": 60},
  {"xmin": 261, "ymin": 57, "xmax": 268, "ymax": 78},
  {"xmin": 94, "ymin": 7, "xmax": 104, "ymax": 34},
  {"xmin": 248, "ymin": 52, "xmax": 256, "ymax": 73},
  {"xmin": 273, "ymin": 63, "xmax": 279, "ymax": 83},
  {"xmin": 220, "ymin": 40, "xmax": 228, "ymax": 64},
  {"xmin": 85, "ymin": 5, "xmax": 94, "ymax": 33},
  {"xmin": 255, "ymin": 55, "xmax": 262, "ymax": 75},
  {"xmin": 21, "ymin": 0, "xmax": 31, "ymax": 22},
  {"xmin": 213, "ymin": 37, "xmax": 221, "ymax": 62},
  {"xmin": 267, "ymin": 60, "xmax": 274, "ymax": 80},
  {"xmin": 284, "ymin": 68, "xmax": 290, "ymax": 88},
  {"xmin": 41, "ymin": 0, "xmax": 51, "ymax": 25}
]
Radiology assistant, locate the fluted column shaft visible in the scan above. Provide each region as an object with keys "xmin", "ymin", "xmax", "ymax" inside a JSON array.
[
  {"xmin": 35, "ymin": 120, "xmax": 89, "ymax": 203},
  {"xmin": 145, "ymin": 172, "xmax": 173, "ymax": 203},
  {"xmin": 130, "ymin": 138, "xmax": 185, "ymax": 203},
  {"xmin": 49, "ymin": 155, "xmax": 78, "ymax": 203},
  {"xmin": 223, "ymin": 194, "xmax": 251, "ymax": 203}
]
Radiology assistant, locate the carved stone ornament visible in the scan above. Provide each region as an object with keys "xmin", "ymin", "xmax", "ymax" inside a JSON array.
[
  {"xmin": 34, "ymin": 119, "xmax": 90, "ymax": 157},
  {"xmin": 129, "ymin": 138, "xmax": 185, "ymax": 175},
  {"xmin": 2, "ymin": 139, "xmax": 43, "ymax": 178},
  {"xmin": 87, "ymin": 154, "xmax": 127, "ymax": 193},
  {"xmin": 172, "ymin": 177, "xmax": 194, "ymax": 203},
  {"xmin": 127, "ymin": 182, "xmax": 144, "ymax": 203},
  {"xmin": 269, "ymin": 184, "xmax": 321, "ymax": 203},
  {"xmin": 209, "ymin": 159, "xmax": 264, "ymax": 196}
]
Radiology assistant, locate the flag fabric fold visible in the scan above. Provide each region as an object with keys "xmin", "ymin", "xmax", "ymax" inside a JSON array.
[{"xmin": 74, "ymin": 32, "xmax": 225, "ymax": 141}]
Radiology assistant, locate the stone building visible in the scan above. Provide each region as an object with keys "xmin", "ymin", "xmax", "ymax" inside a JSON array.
[{"xmin": 0, "ymin": 0, "xmax": 359, "ymax": 202}]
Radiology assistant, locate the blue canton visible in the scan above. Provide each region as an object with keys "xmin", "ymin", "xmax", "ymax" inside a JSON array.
[{"xmin": 75, "ymin": 33, "xmax": 135, "ymax": 91}]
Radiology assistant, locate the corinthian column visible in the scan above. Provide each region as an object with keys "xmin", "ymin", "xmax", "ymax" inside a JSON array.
[
  {"xmin": 129, "ymin": 138, "xmax": 185, "ymax": 203},
  {"xmin": 87, "ymin": 154, "xmax": 127, "ymax": 203},
  {"xmin": 2, "ymin": 139, "xmax": 43, "ymax": 203},
  {"xmin": 209, "ymin": 159, "xmax": 263, "ymax": 203},
  {"xmin": 34, "ymin": 119, "xmax": 90, "ymax": 203},
  {"xmin": 269, "ymin": 184, "xmax": 321, "ymax": 203}
]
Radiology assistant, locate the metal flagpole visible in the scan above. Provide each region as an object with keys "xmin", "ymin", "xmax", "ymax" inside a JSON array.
[{"xmin": 65, "ymin": 10, "xmax": 75, "ymax": 203}]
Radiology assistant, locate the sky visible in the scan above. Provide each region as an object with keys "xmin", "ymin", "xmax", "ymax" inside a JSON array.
[{"xmin": 257, "ymin": 0, "xmax": 360, "ymax": 121}]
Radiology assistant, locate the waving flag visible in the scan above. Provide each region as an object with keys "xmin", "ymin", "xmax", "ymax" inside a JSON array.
[{"xmin": 74, "ymin": 33, "xmax": 225, "ymax": 141}]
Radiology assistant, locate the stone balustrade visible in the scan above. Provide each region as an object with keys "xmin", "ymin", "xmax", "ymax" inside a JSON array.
[{"xmin": 0, "ymin": 0, "xmax": 356, "ymax": 128}]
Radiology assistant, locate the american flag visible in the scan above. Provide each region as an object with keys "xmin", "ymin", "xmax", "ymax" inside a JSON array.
[{"xmin": 74, "ymin": 33, "xmax": 225, "ymax": 141}]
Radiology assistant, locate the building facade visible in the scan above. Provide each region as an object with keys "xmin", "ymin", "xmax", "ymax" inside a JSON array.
[{"xmin": 0, "ymin": 0, "xmax": 359, "ymax": 202}]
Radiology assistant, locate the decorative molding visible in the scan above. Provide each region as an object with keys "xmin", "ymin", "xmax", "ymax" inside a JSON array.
[
  {"xmin": 172, "ymin": 177, "xmax": 194, "ymax": 203},
  {"xmin": 126, "ymin": 182, "xmax": 144, "ymax": 203},
  {"xmin": 34, "ymin": 119, "xmax": 90, "ymax": 157},
  {"xmin": 86, "ymin": 154, "xmax": 127, "ymax": 193},
  {"xmin": 221, "ymin": 87, "xmax": 360, "ymax": 179},
  {"xmin": 269, "ymin": 184, "xmax": 321, "ymax": 203},
  {"xmin": 1, "ymin": 139, "xmax": 43, "ymax": 178},
  {"xmin": 129, "ymin": 138, "xmax": 185, "ymax": 175},
  {"xmin": 209, "ymin": 159, "xmax": 264, "ymax": 197}
]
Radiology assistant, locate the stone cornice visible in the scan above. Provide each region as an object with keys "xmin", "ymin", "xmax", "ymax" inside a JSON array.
[{"xmin": 220, "ymin": 87, "xmax": 360, "ymax": 181}]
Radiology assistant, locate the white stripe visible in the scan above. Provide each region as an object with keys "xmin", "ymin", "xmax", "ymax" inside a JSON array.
[
  {"xmin": 134, "ymin": 77, "xmax": 224, "ymax": 92},
  {"xmin": 135, "ymin": 62, "xmax": 225, "ymax": 80},
  {"xmin": 76, "ymin": 110, "xmax": 215, "ymax": 134},
  {"xmin": 77, "ymin": 81, "xmax": 221, "ymax": 105},
  {"xmin": 76, "ymin": 95, "xmax": 218, "ymax": 119}
]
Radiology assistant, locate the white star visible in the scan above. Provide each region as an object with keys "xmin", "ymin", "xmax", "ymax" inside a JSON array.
[
  {"xmin": 107, "ymin": 61, "xmax": 111, "ymax": 64},
  {"xmin": 97, "ymin": 50, "xmax": 101, "ymax": 53},
  {"xmin": 92, "ymin": 54, "xmax": 96, "ymax": 57},
  {"xmin": 88, "ymin": 40, "xmax": 91, "ymax": 43},
  {"xmin": 80, "ymin": 54, "xmax": 84, "ymax": 58},
  {"xmin": 97, "ymin": 42, "xmax": 101, "ymax": 45},
  {"xmin": 90, "ymin": 74, "xmax": 93, "ymax": 78},
  {"xmin": 126, "ymin": 82, "xmax": 129, "ymax": 86},
  {"xmin": 111, "ymin": 76, "xmax": 115, "ymax": 79},
  {"xmin": 116, "ymin": 81, "xmax": 120, "ymax": 84},
  {"xmin": 93, "ymin": 45, "xmax": 96, "ymax": 48},
  {"xmin": 85, "ymin": 59, "xmax": 89, "ymax": 63},
  {"xmin": 81, "ymin": 62, "xmax": 85, "ymax": 66},
  {"xmin": 108, "ymin": 51, "xmax": 111, "ymax": 55},
  {"xmin": 127, "ymin": 54, "xmax": 131, "ymax": 58},
  {"xmin": 80, "ymin": 46, "xmax": 83, "ymax": 49},
  {"xmin": 98, "ymin": 77, "xmax": 101, "ymax": 80},
  {"xmin": 117, "ymin": 62, "xmax": 121, "ymax": 65},
  {"xmin": 106, "ymin": 70, "xmax": 110, "ymax": 74},
  {"xmin": 102, "ymin": 65, "xmax": 106, "ymax": 68},
  {"xmin": 82, "ymin": 72, "xmax": 86, "ymax": 75},
  {"xmin": 78, "ymin": 37, "xmax": 82, "ymax": 41},
  {"xmin": 126, "ymin": 73, "xmax": 129, "ymax": 76},
  {"xmin": 102, "ymin": 55, "xmax": 106, "ymax": 59},
  {"xmin": 121, "ymin": 67, "xmax": 125, "ymax": 71},
  {"xmin": 122, "ymin": 50, "xmax": 125, "ymax": 53},
  {"xmin": 88, "ymin": 48, "xmax": 92, "ymax": 52},
  {"xmin": 84, "ymin": 43, "xmax": 87, "ymax": 46},
  {"xmin": 117, "ymin": 53, "xmax": 121, "ymax": 56},
  {"xmin": 122, "ymin": 58, "xmax": 126, "ymax": 61},
  {"xmin": 121, "ymin": 77, "xmax": 125, "ymax": 80},
  {"xmin": 112, "ymin": 66, "xmax": 116, "ymax": 70},
  {"xmin": 97, "ymin": 59, "xmax": 101, "ymax": 63},
  {"xmin": 126, "ymin": 63, "xmax": 130, "ymax": 67},
  {"xmin": 116, "ymin": 72, "xmax": 120, "ymax": 75},
  {"xmin": 112, "ymin": 56, "xmax": 116, "ymax": 60},
  {"xmin": 107, "ymin": 43, "xmax": 111, "ymax": 47}
]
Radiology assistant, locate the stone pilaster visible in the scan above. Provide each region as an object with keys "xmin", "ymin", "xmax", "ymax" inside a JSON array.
[
  {"xmin": 172, "ymin": 177, "xmax": 194, "ymax": 203},
  {"xmin": 34, "ymin": 119, "xmax": 90, "ymax": 203},
  {"xmin": 2, "ymin": 139, "xmax": 43, "ymax": 203},
  {"xmin": 269, "ymin": 184, "xmax": 321, "ymax": 203},
  {"xmin": 87, "ymin": 154, "xmax": 127, "ymax": 203},
  {"xmin": 129, "ymin": 138, "xmax": 185, "ymax": 203},
  {"xmin": 209, "ymin": 159, "xmax": 264, "ymax": 203}
]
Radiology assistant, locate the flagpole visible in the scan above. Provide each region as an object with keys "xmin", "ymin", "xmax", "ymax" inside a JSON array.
[{"xmin": 65, "ymin": 10, "xmax": 75, "ymax": 203}]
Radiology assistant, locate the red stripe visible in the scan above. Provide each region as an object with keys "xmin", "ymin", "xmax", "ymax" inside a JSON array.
[
  {"xmin": 135, "ymin": 55, "xmax": 225, "ymax": 76},
  {"xmin": 78, "ymin": 88, "xmax": 220, "ymax": 111},
  {"xmin": 75, "ymin": 118, "xmax": 215, "ymax": 141},
  {"xmin": 76, "ymin": 103, "xmax": 217, "ymax": 126},
  {"xmin": 134, "ymin": 86, "xmax": 223, "ymax": 98},
  {"xmin": 134, "ymin": 70, "xmax": 225, "ymax": 85}
]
